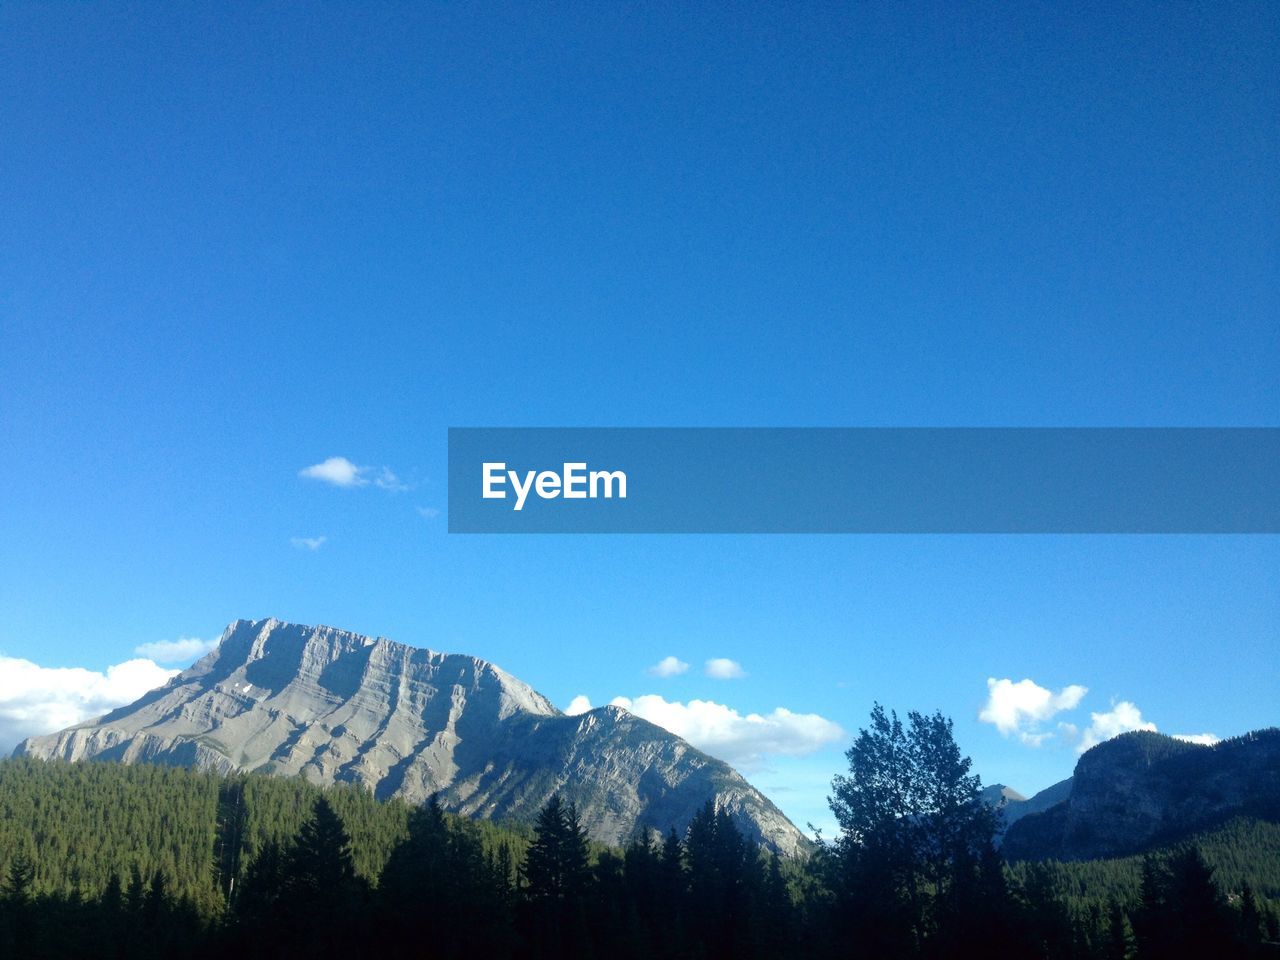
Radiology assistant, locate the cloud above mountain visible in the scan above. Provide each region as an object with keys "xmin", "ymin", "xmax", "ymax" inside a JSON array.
[
  {"xmin": 979, "ymin": 677, "xmax": 1088, "ymax": 745},
  {"xmin": 981, "ymin": 677, "xmax": 1218, "ymax": 753},
  {"xmin": 564, "ymin": 692, "xmax": 844, "ymax": 769},
  {"xmin": 1075, "ymin": 701, "xmax": 1157, "ymax": 752},
  {"xmin": 1173, "ymin": 732, "xmax": 1220, "ymax": 746},
  {"xmin": 0, "ymin": 655, "xmax": 178, "ymax": 754}
]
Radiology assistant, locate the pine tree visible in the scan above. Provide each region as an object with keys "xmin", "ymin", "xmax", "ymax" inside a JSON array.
[
  {"xmin": 1165, "ymin": 846, "xmax": 1232, "ymax": 956},
  {"xmin": 522, "ymin": 795, "xmax": 593, "ymax": 958},
  {"xmin": 378, "ymin": 794, "xmax": 513, "ymax": 959},
  {"xmin": 1238, "ymin": 882, "xmax": 1263, "ymax": 949},
  {"xmin": 272, "ymin": 797, "xmax": 367, "ymax": 959},
  {"xmin": 523, "ymin": 795, "xmax": 590, "ymax": 906},
  {"xmin": 2, "ymin": 854, "xmax": 34, "ymax": 902},
  {"xmin": 1105, "ymin": 899, "xmax": 1134, "ymax": 960},
  {"xmin": 1, "ymin": 852, "xmax": 37, "ymax": 956}
]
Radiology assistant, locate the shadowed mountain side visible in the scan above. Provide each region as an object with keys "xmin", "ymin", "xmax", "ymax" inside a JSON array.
[{"xmin": 1003, "ymin": 728, "xmax": 1280, "ymax": 861}]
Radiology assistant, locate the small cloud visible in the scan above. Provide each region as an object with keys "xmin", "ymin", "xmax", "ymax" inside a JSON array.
[
  {"xmin": 416, "ymin": 506, "xmax": 441, "ymax": 520},
  {"xmin": 299, "ymin": 457, "xmax": 366, "ymax": 487},
  {"xmin": 290, "ymin": 536, "xmax": 327, "ymax": 551},
  {"xmin": 601, "ymin": 694, "xmax": 843, "ymax": 769},
  {"xmin": 646, "ymin": 656, "xmax": 690, "ymax": 678},
  {"xmin": 1077, "ymin": 701, "xmax": 1157, "ymax": 753},
  {"xmin": 0, "ymin": 655, "xmax": 179, "ymax": 754},
  {"xmin": 133, "ymin": 637, "xmax": 218, "ymax": 664},
  {"xmin": 978, "ymin": 677, "xmax": 1088, "ymax": 746},
  {"xmin": 1173, "ymin": 732, "xmax": 1219, "ymax": 746},
  {"xmin": 299, "ymin": 457, "xmax": 410, "ymax": 492},
  {"xmin": 374, "ymin": 467, "xmax": 409, "ymax": 492},
  {"xmin": 565, "ymin": 695, "xmax": 593, "ymax": 716},
  {"xmin": 705, "ymin": 658, "xmax": 746, "ymax": 680}
]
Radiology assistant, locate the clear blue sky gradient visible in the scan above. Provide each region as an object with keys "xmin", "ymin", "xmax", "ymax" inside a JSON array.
[{"xmin": 2, "ymin": 3, "xmax": 1277, "ymax": 831}]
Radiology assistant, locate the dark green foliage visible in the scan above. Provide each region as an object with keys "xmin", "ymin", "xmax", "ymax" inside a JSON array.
[
  {"xmin": 1005, "ymin": 837, "xmax": 1280, "ymax": 960},
  {"xmin": 826, "ymin": 703, "xmax": 1005, "ymax": 957},
  {"xmin": 522, "ymin": 794, "xmax": 591, "ymax": 906},
  {"xmin": 376, "ymin": 795, "xmax": 514, "ymax": 958},
  {"xmin": 1132, "ymin": 847, "xmax": 1234, "ymax": 958},
  {"xmin": 227, "ymin": 797, "xmax": 370, "ymax": 959},
  {"xmin": 1, "ymin": 715, "xmax": 1276, "ymax": 959},
  {"xmin": 519, "ymin": 794, "xmax": 593, "ymax": 957},
  {"xmin": 0, "ymin": 756, "xmax": 225, "ymax": 911},
  {"xmin": 1006, "ymin": 817, "xmax": 1280, "ymax": 913}
]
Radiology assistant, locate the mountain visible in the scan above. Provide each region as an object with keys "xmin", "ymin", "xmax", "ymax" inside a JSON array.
[
  {"xmin": 1002, "ymin": 728, "xmax": 1280, "ymax": 861},
  {"xmin": 982, "ymin": 783, "xmax": 1028, "ymax": 805},
  {"xmin": 13, "ymin": 618, "xmax": 807, "ymax": 855},
  {"xmin": 984, "ymin": 778, "xmax": 1074, "ymax": 840}
]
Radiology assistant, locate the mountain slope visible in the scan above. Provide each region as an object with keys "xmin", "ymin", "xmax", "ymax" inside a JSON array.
[
  {"xmin": 985, "ymin": 777, "xmax": 1074, "ymax": 841},
  {"xmin": 13, "ymin": 618, "xmax": 807, "ymax": 855},
  {"xmin": 1003, "ymin": 728, "xmax": 1280, "ymax": 861}
]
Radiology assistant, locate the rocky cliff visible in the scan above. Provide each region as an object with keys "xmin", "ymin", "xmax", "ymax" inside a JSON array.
[
  {"xmin": 13, "ymin": 618, "xmax": 808, "ymax": 855},
  {"xmin": 1002, "ymin": 728, "xmax": 1280, "ymax": 861}
]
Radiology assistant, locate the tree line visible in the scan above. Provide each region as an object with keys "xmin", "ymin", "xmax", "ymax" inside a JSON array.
[{"xmin": 1, "ymin": 704, "xmax": 1276, "ymax": 958}]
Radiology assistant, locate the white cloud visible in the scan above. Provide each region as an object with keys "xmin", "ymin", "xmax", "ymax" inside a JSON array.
[
  {"xmin": 290, "ymin": 536, "xmax": 327, "ymax": 551},
  {"xmin": 606, "ymin": 694, "xmax": 843, "ymax": 769},
  {"xmin": 1077, "ymin": 701, "xmax": 1157, "ymax": 753},
  {"xmin": 979, "ymin": 677, "xmax": 1214, "ymax": 755},
  {"xmin": 705, "ymin": 658, "xmax": 746, "ymax": 680},
  {"xmin": 299, "ymin": 457, "xmax": 410, "ymax": 492},
  {"xmin": 978, "ymin": 677, "xmax": 1088, "ymax": 745},
  {"xmin": 133, "ymin": 637, "xmax": 218, "ymax": 664},
  {"xmin": 646, "ymin": 656, "xmax": 690, "ymax": 678},
  {"xmin": 0, "ymin": 656, "xmax": 178, "ymax": 754},
  {"xmin": 300, "ymin": 456, "xmax": 366, "ymax": 487},
  {"xmin": 565, "ymin": 695, "xmax": 593, "ymax": 716},
  {"xmin": 1173, "ymin": 732, "xmax": 1220, "ymax": 746}
]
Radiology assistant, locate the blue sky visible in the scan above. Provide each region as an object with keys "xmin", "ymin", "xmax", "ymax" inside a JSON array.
[{"xmin": 1, "ymin": 2, "xmax": 1276, "ymax": 833}]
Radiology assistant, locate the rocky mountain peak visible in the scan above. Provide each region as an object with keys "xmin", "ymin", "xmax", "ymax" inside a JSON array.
[{"xmin": 15, "ymin": 617, "xmax": 807, "ymax": 856}]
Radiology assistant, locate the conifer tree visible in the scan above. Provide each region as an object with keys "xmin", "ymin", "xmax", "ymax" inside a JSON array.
[
  {"xmin": 271, "ymin": 797, "xmax": 367, "ymax": 959},
  {"xmin": 1239, "ymin": 882, "xmax": 1263, "ymax": 949},
  {"xmin": 1105, "ymin": 899, "xmax": 1134, "ymax": 960}
]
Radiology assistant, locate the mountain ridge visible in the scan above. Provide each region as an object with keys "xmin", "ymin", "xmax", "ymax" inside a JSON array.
[
  {"xmin": 1003, "ymin": 727, "xmax": 1280, "ymax": 861},
  {"xmin": 14, "ymin": 617, "xmax": 808, "ymax": 855}
]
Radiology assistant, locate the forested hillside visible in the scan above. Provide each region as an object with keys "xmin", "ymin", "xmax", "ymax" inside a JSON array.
[{"xmin": 2, "ymin": 711, "xmax": 1278, "ymax": 959}]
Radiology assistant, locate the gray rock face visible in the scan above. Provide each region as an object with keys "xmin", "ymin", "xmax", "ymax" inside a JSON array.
[
  {"xmin": 984, "ymin": 778, "xmax": 1074, "ymax": 842},
  {"xmin": 1002, "ymin": 729, "xmax": 1280, "ymax": 861},
  {"xmin": 13, "ymin": 618, "xmax": 808, "ymax": 856}
]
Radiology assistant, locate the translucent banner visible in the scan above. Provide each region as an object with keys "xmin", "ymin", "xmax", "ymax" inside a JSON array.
[{"xmin": 447, "ymin": 428, "xmax": 1279, "ymax": 534}]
